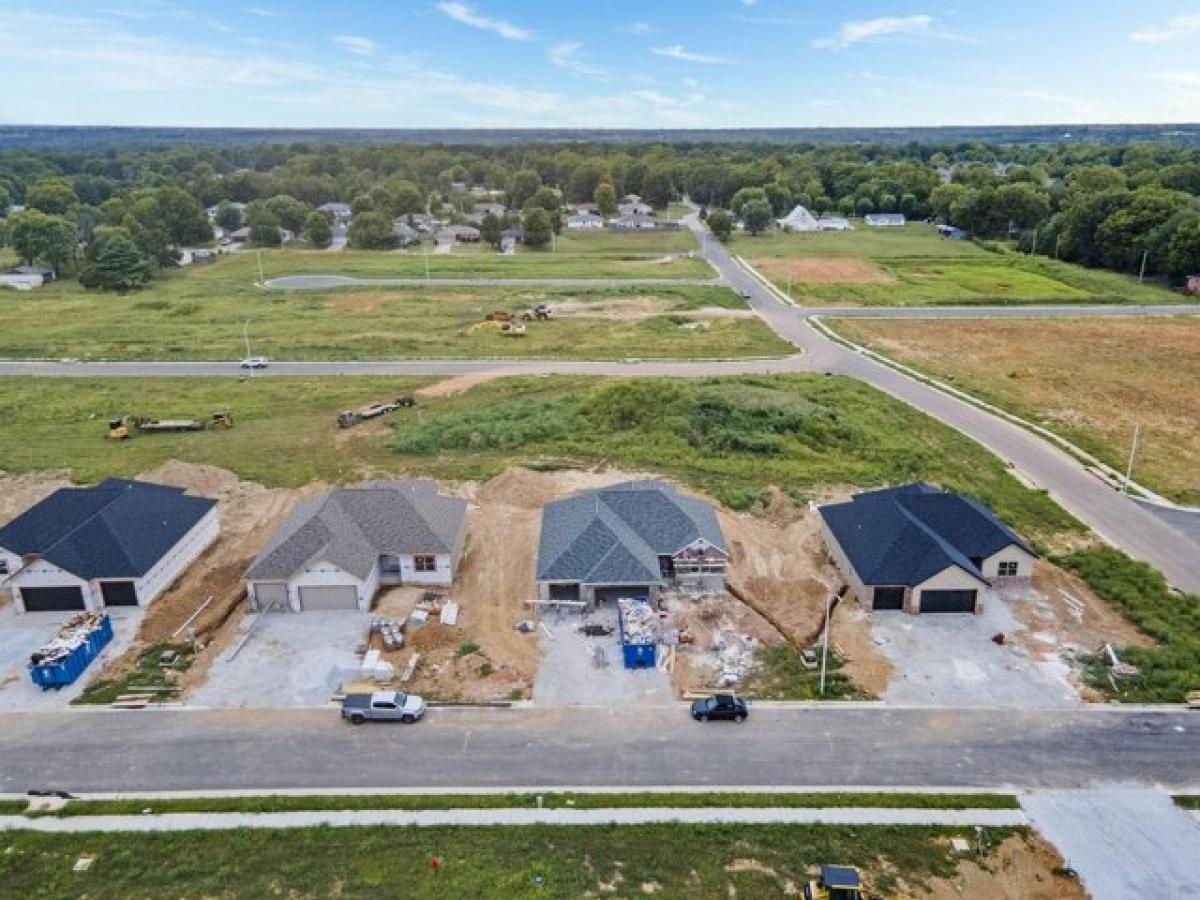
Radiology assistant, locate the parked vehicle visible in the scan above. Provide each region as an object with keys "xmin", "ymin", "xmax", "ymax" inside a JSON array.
[
  {"xmin": 341, "ymin": 691, "xmax": 426, "ymax": 725},
  {"xmin": 239, "ymin": 356, "xmax": 269, "ymax": 369},
  {"xmin": 690, "ymin": 693, "xmax": 748, "ymax": 723}
]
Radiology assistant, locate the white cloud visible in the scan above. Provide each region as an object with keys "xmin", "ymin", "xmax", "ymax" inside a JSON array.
[
  {"xmin": 548, "ymin": 42, "xmax": 605, "ymax": 77},
  {"xmin": 623, "ymin": 21, "xmax": 651, "ymax": 35},
  {"xmin": 813, "ymin": 15, "xmax": 972, "ymax": 50},
  {"xmin": 1151, "ymin": 71, "xmax": 1200, "ymax": 89},
  {"xmin": 435, "ymin": 2, "xmax": 533, "ymax": 41},
  {"xmin": 650, "ymin": 44, "xmax": 732, "ymax": 65},
  {"xmin": 332, "ymin": 34, "xmax": 377, "ymax": 56},
  {"xmin": 244, "ymin": 5, "xmax": 273, "ymax": 16},
  {"xmin": 1131, "ymin": 14, "xmax": 1200, "ymax": 44}
]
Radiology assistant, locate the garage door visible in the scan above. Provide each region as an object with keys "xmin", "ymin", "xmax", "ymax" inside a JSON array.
[
  {"xmin": 297, "ymin": 585, "xmax": 359, "ymax": 611},
  {"xmin": 100, "ymin": 581, "xmax": 138, "ymax": 607},
  {"xmin": 252, "ymin": 582, "xmax": 289, "ymax": 612},
  {"xmin": 593, "ymin": 585, "xmax": 652, "ymax": 605},
  {"xmin": 872, "ymin": 586, "xmax": 905, "ymax": 610},
  {"xmin": 918, "ymin": 589, "xmax": 978, "ymax": 614},
  {"xmin": 20, "ymin": 585, "xmax": 86, "ymax": 612}
]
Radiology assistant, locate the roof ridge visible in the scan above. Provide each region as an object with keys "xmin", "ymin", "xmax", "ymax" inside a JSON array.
[
  {"xmin": 893, "ymin": 499, "xmax": 984, "ymax": 581},
  {"xmin": 29, "ymin": 482, "xmax": 131, "ymax": 568}
]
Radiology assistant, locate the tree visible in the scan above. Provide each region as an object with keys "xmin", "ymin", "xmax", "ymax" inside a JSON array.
[
  {"xmin": 640, "ymin": 166, "xmax": 674, "ymax": 209},
  {"xmin": 25, "ymin": 177, "xmax": 77, "ymax": 215},
  {"xmin": 305, "ymin": 210, "xmax": 333, "ymax": 249},
  {"xmin": 523, "ymin": 208, "xmax": 552, "ymax": 249},
  {"xmin": 731, "ymin": 187, "xmax": 769, "ymax": 218},
  {"xmin": 263, "ymin": 194, "xmax": 311, "ymax": 233},
  {"xmin": 526, "ymin": 186, "xmax": 561, "ymax": 212},
  {"xmin": 741, "ymin": 199, "xmax": 773, "ymax": 236},
  {"xmin": 6, "ymin": 209, "xmax": 76, "ymax": 273},
  {"xmin": 707, "ymin": 209, "xmax": 734, "ymax": 242},
  {"xmin": 567, "ymin": 161, "xmax": 608, "ymax": 203},
  {"xmin": 247, "ymin": 207, "xmax": 282, "ymax": 247},
  {"xmin": 214, "ymin": 201, "xmax": 243, "ymax": 232},
  {"xmin": 992, "ymin": 183, "xmax": 1051, "ymax": 232},
  {"xmin": 79, "ymin": 232, "xmax": 155, "ymax": 292},
  {"xmin": 390, "ymin": 181, "xmax": 425, "ymax": 215},
  {"xmin": 347, "ymin": 211, "xmax": 397, "ymax": 249},
  {"xmin": 1165, "ymin": 215, "xmax": 1200, "ymax": 280},
  {"xmin": 479, "ymin": 212, "xmax": 503, "ymax": 249},
  {"xmin": 764, "ymin": 182, "xmax": 793, "ymax": 217},
  {"xmin": 594, "ymin": 182, "xmax": 617, "ymax": 219},
  {"xmin": 508, "ymin": 169, "xmax": 542, "ymax": 209}
]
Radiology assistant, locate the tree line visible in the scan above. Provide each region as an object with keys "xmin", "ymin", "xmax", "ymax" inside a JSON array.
[{"xmin": 1, "ymin": 138, "xmax": 1198, "ymax": 291}]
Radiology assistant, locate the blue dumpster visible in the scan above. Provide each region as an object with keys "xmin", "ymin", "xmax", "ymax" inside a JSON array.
[
  {"xmin": 617, "ymin": 596, "xmax": 658, "ymax": 670},
  {"xmin": 29, "ymin": 614, "xmax": 113, "ymax": 690}
]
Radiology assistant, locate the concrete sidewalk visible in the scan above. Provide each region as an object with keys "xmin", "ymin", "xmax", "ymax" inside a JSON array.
[{"xmin": 0, "ymin": 806, "xmax": 1027, "ymax": 833}]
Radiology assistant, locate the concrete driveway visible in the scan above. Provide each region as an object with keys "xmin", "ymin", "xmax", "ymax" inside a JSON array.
[
  {"xmin": 533, "ymin": 607, "xmax": 673, "ymax": 706},
  {"xmin": 0, "ymin": 606, "xmax": 142, "ymax": 710},
  {"xmin": 188, "ymin": 611, "xmax": 367, "ymax": 707},
  {"xmin": 870, "ymin": 590, "xmax": 1081, "ymax": 709}
]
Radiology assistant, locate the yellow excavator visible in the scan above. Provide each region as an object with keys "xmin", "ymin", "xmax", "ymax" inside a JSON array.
[{"xmin": 803, "ymin": 866, "xmax": 862, "ymax": 900}]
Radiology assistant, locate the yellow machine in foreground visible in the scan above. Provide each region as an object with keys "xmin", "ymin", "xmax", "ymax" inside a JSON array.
[{"xmin": 804, "ymin": 865, "xmax": 862, "ymax": 900}]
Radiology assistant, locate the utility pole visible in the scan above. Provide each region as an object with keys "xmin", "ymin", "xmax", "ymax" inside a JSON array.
[
  {"xmin": 1030, "ymin": 227, "xmax": 1038, "ymax": 256},
  {"xmin": 819, "ymin": 592, "xmax": 833, "ymax": 696},
  {"xmin": 1124, "ymin": 423, "xmax": 1141, "ymax": 494},
  {"xmin": 423, "ymin": 242, "xmax": 430, "ymax": 281},
  {"xmin": 1054, "ymin": 234, "xmax": 1062, "ymax": 259},
  {"xmin": 242, "ymin": 319, "xmax": 254, "ymax": 378},
  {"xmin": 255, "ymin": 249, "xmax": 265, "ymax": 286},
  {"xmin": 1138, "ymin": 249, "xmax": 1149, "ymax": 284}
]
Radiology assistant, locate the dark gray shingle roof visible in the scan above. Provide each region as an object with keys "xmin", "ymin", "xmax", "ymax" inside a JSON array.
[
  {"xmin": 245, "ymin": 480, "xmax": 467, "ymax": 581},
  {"xmin": 818, "ymin": 483, "xmax": 1034, "ymax": 587},
  {"xmin": 537, "ymin": 481, "xmax": 727, "ymax": 585},
  {"xmin": 0, "ymin": 478, "xmax": 216, "ymax": 580}
]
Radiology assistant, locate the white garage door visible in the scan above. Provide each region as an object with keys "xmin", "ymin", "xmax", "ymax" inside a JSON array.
[
  {"xmin": 297, "ymin": 585, "xmax": 359, "ymax": 611},
  {"xmin": 251, "ymin": 582, "xmax": 288, "ymax": 612}
]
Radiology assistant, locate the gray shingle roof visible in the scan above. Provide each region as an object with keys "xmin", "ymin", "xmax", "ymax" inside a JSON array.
[
  {"xmin": 537, "ymin": 481, "xmax": 727, "ymax": 585},
  {"xmin": 0, "ymin": 478, "xmax": 216, "ymax": 580},
  {"xmin": 245, "ymin": 480, "xmax": 467, "ymax": 581},
  {"xmin": 818, "ymin": 483, "xmax": 1034, "ymax": 587}
]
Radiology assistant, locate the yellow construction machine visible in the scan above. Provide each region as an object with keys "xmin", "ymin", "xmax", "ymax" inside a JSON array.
[{"xmin": 803, "ymin": 865, "xmax": 862, "ymax": 900}]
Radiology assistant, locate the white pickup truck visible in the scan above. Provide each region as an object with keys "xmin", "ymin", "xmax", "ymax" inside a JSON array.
[{"xmin": 341, "ymin": 691, "xmax": 426, "ymax": 725}]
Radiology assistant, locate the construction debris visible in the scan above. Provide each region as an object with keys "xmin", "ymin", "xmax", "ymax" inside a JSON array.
[
  {"xmin": 617, "ymin": 597, "xmax": 661, "ymax": 645},
  {"xmin": 370, "ymin": 617, "xmax": 406, "ymax": 651},
  {"xmin": 361, "ymin": 649, "xmax": 394, "ymax": 683},
  {"xmin": 399, "ymin": 652, "xmax": 421, "ymax": 683},
  {"xmin": 514, "ymin": 620, "xmax": 535, "ymax": 634},
  {"xmin": 409, "ymin": 609, "xmax": 429, "ymax": 628},
  {"xmin": 439, "ymin": 602, "xmax": 460, "ymax": 626}
]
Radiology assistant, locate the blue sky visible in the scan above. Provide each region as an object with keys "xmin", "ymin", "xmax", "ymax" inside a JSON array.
[{"xmin": 1, "ymin": 1, "xmax": 1198, "ymax": 128}]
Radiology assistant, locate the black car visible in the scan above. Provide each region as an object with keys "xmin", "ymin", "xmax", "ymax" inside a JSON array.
[{"xmin": 690, "ymin": 693, "xmax": 748, "ymax": 723}]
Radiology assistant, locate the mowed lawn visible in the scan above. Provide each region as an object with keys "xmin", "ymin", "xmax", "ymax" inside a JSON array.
[
  {"xmin": 831, "ymin": 316, "xmax": 1200, "ymax": 505},
  {"xmin": 0, "ymin": 265, "xmax": 788, "ymax": 360},
  {"xmin": 0, "ymin": 823, "xmax": 1036, "ymax": 900},
  {"xmin": 732, "ymin": 222, "xmax": 1186, "ymax": 306},
  {"xmin": 0, "ymin": 374, "xmax": 1079, "ymax": 545}
]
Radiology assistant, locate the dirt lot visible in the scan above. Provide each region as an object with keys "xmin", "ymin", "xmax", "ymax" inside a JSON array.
[
  {"xmin": 552, "ymin": 296, "xmax": 753, "ymax": 320},
  {"xmin": 0, "ymin": 470, "xmax": 73, "ymax": 524},
  {"xmin": 748, "ymin": 256, "xmax": 894, "ymax": 285},
  {"xmin": 831, "ymin": 316, "xmax": 1200, "ymax": 505},
  {"xmin": 923, "ymin": 832, "xmax": 1086, "ymax": 900}
]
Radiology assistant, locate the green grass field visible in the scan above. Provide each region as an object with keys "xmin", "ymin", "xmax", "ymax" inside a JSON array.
[
  {"xmin": 733, "ymin": 222, "xmax": 1187, "ymax": 306},
  {"xmin": 0, "ymin": 823, "xmax": 1027, "ymax": 899},
  {"xmin": 0, "ymin": 374, "xmax": 1080, "ymax": 546},
  {"xmin": 31, "ymin": 791, "xmax": 1019, "ymax": 817},
  {"xmin": 0, "ymin": 273, "xmax": 788, "ymax": 360}
]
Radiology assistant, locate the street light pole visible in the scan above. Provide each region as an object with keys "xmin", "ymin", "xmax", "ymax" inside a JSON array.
[
  {"xmin": 819, "ymin": 592, "xmax": 832, "ymax": 696},
  {"xmin": 1124, "ymin": 423, "xmax": 1141, "ymax": 495},
  {"xmin": 256, "ymin": 249, "xmax": 265, "ymax": 286},
  {"xmin": 242, "ymin": 319, "xmax": 254, "ymax": 379}
]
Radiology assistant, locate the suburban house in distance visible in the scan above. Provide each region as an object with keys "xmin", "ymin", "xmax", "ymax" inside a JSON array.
[
  {"xmin": 244, "ymin": 480, "xmax": 468, "ymax": 613},
  {"xmin": 818, "ymin": 483, "xmax": 1036, "ymax": 614},
  {"xmin": 318, "ymin": 201, "xmax": 353, "ymax": 224},
  {"xmin": 536, "ymin": 481, "xmax": 728, "ymax": 609},
  {"xmin": 0, "ymin": 479, "xmax": 218, "ymax": 613},
  {"xmin": 778, "ymin": 204, "xmax": 820, "ymax": 231},
  {"xmin": 864, "ymin": 213, "xmax": 907, "ymax": 227},
  {"xmin": 567, "ymin": 211, "xmax": 604, "ymax": 230}
]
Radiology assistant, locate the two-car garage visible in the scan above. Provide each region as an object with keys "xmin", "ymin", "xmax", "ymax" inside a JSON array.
[
  {"xmin": 18, "ymin": 585, "xmax": 86, "ymax": 612},
  {"xmin": 297, "ymin": 585, "xmax": 359, "ymax": 611}
]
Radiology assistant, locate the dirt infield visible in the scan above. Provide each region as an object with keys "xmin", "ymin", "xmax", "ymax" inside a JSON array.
[{"xmin": 749, "ymin": 256, "xmax": 895, "ymax": 285}]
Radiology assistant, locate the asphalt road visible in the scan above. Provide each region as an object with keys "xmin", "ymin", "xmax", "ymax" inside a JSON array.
[{"xmin": 1, "ymin": 706, "xmax": 1197, "ymax": 792}]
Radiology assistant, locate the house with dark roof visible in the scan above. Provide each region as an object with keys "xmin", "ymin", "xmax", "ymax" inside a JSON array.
[
  {"xmin": 536, "ymin": 481, "xmax": 728, "ymax": 609},
  {"xmin": 818, "ymin": 484, "xmax": 1036, "ymax": 614},
  {"xmin": 244, "ymin": 480, "xmax": 468, "ymax": 612},
  {"xmin": 0, "ymin": 479, "xmax": 218, "ymax": 613}
]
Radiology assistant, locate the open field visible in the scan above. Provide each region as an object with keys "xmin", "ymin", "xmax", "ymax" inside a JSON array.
[
  {"xmin": 538, "ymin": 227, "xmax": 696, "ymax": 255},
  {"xmin": 828, "ymin": 316, "xmax": 1200, "ymax": 506},
  {"xmin": 0, "ymin": 824, "xmax": 1075, "ymax": 899},
  {"xmin": 0, "ymin": 275, "xmax": 788, "ymax": 360},
  {"xmin": 0, "ymin": 374, "xmax": 1081, "ymax": 546},
  {"xmin": 733, "ymin": 222, "xmax": 1189, "ymax": 306}
]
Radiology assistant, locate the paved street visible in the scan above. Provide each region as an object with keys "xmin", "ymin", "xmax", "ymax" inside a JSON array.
[{"xmin": 0, "ymin": 706, "xmax": 1197, "ymax": 792}]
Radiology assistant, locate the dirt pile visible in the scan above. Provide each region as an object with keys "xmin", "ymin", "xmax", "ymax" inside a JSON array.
[{"xmin": 923, "ymin": 833, "xmax": 1086, "ymax": 900}]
